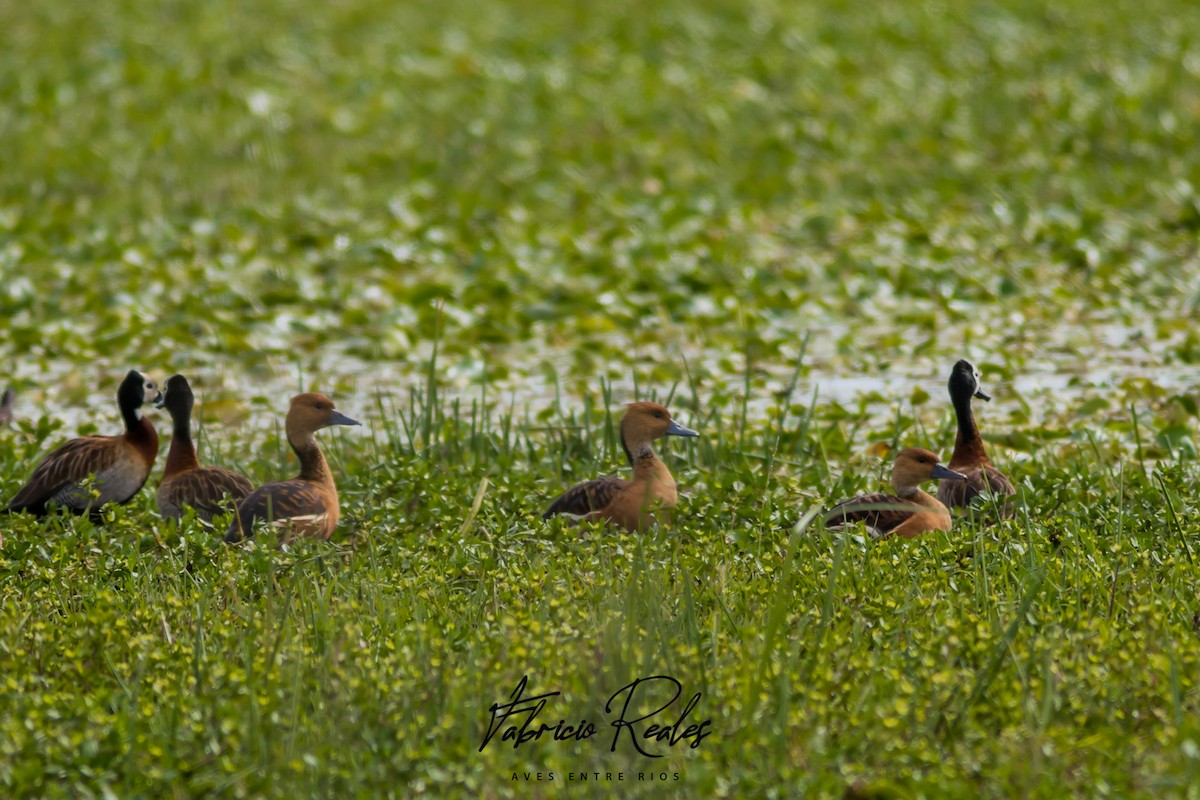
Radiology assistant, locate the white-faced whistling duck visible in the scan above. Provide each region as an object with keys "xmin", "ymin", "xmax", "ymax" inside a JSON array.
[
  {"xmin": 936, "ymin": 359, "xmax": 1016, "ymax": 511},
  {"xmin": 4, "ymin": 370, "xmax": 160, "ymax": 518},
  {"xmin": 155, "ymin": 374, "xmax": 254, "ymax": 523}
]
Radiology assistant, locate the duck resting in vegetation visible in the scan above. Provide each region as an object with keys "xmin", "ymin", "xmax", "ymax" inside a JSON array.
[
  {"xmin": 155, "ymin": 374, "xmax": 254, "ymax": 523},
  {"xmin": 0, "ymin": 387, "xmax": 13, "ymax": 427},
  {"xmin": 543, "ymin": 401, "xmax": 699, "ymax": 532},
  {"xmin": 824, "ymin": 447, "xmax": 966, "ymax": 538},
  {"xmin": 225, "ymin": 392, "xmax": 359, "ymax": 543},
  {"xmin": 936, "ymin": 359, "xmax": 1015, "ymax": 512},
  {"xmin": 4, "ymin": 370, "xmax": 161, "ymax": 517}
]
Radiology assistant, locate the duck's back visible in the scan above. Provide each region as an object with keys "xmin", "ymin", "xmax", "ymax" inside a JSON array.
[
  {"xmin": 937, "ymin": 464, "xmax": 1014, "ymax": 509},
  {"xmin": 7, "ymin": 434, "xmax": 149, "ymax": 514},
  {"xmin": 160, "ymin": 466, "xmax": 255, "ymax": 522},
  {"xmin": 226, "ymin": 479, "xmax": 337, "ymax": 541}
]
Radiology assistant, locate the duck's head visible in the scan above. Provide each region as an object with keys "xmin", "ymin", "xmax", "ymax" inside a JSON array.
[
  {"xmin": 155, "ymin": 374, "xmax": 195, "ymax": 419},
  {"xmin": 619, "ymin": 401, "xmax": 698, "ymax": 462},
  {"xmin": 285, "ymin": 392, "xmax": 361, "ymax": 437},
  {"xmin": 119, "ymin": 370, "xmax": 162, "ymax": 420},
  {"xmin": 949, "ymin": 359, "xmax": 990, "ymax": 402},
  {"xmin": 891, "ymin": 447, "xmax": 966, "ymax": 496}
]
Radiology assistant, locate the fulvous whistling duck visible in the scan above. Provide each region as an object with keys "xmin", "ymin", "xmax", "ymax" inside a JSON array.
[
  {"xmin": 0, "ymin": 387, "xmax": 13, "ymax": 427},
  {"xmin": 825, "ymin": 447, "xmax": 966, "ymax": 538},
  {"xmin": 936, "ymin": 359, "xmax": 1015, "ymax": 510},
  {"xmin": 543, "ymin": 401, "xmax": 699, "ymax": 532},
  {"xmin": 155, "ymin": 375, "xmax": 254, "ymax": 523},
  {"xmin": 4, "ymin": 370, "xmax": 161, "ymax": 517},
  {"xmin": 225, "ymin": 393, "xmax": 360, "ymax": 543}
]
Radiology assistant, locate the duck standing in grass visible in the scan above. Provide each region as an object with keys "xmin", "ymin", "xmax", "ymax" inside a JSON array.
[
  {"xmin": 0, "ymin": 387, "xmax": 13, "ymax": 427},
  {"xmin": 4, "ymin": 370, "xmax": 161, "ymax": 517},
  {"xmin": 543, "ymin": 401, "xmax": 699, "ymax": 532},
  {"xmin": 936, "ymin": 359, "xmax": 1015, "ymax": 511},
  {"xmin": 825, "ymin": 447, "xmax": 966, "ymax": 538},
  {"xmin": 155, "ymin": 374, "xmax": 254, "ymax": 523},
  {"xmin": 225, "ymin": 393, "xmax": 360, "ymax": 543}
]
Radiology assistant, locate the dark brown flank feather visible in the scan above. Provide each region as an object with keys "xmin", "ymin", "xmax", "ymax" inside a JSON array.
[
  {"xmin": 824, "ymin": 492, "xmax": 919, "ymax": 535},
  {"xmin": 542, "ymin": 476, "xmax": 627, "ymax": 518},
  {"xmin": 160, "ymin": 467, "xmax": 254, "ymax": 520}
]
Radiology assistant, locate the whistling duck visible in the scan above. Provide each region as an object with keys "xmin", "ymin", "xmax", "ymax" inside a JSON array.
[
  {"xmin": 936, "ymin": 359, "xmax": 1015, "ymax": 510},
  {"xmin": 0, "ymin": 387, "xmax": 13, "ymax": 427},
  {"xmin": 543, "ymin": 401, "xmax": 699, "ymax": 532},
  {"xmin": 825, "ymin": 447, "xmax": 966, "ymax": 538},
  {"xmin": 225, "ymin": 392, "xmax": 360, "ymax": 543},
  {"xmin": 155, "ymin": 374, "xmax": 254, "ymax": 523},
  {"xmin": 4, "ymin": 370, "xmax": 161, "ymax": 517}
]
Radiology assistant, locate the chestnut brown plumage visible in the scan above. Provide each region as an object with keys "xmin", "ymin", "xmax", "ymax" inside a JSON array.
[
  {"xmin": 936, "ymin": 360, "xmax": 1016, "ymax": 511},
  {"xmin": 543, "ymin": 401, "xmax": 699, "ymax": 532},
  {"xmin": 825, "ymin": 447, "xmax": 967, "ymax": 538},
  {"xmin": 225, "ymin": 393, "xmax": 359, "ymax": 543},
  {"xmin": 4, "ymin": 371, "xmax": 161, "ymax": 517},
  {"xmin": 155, "ymin": 375, "xmax": 254, "ymax": 523}
]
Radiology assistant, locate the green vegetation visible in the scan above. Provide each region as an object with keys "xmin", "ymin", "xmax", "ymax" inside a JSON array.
[{"xmin": 2, "ymin": 0, "xmax": 1200, "ymax": 796}]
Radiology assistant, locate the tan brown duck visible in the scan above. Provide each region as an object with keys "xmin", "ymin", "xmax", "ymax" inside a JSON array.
[
  {"xmin": 225, "ymin": 393, "xmax": 359, "ymax": 543},
  {"xmin": 543, "ymin": 401, "xmax": 699, "ymax": 532},
  {"xmin": 825, "ymin": 447, "xmax": 966, "ymax": 538}
]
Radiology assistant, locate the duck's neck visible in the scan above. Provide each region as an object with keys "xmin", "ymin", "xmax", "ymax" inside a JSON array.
[
  {"xmin": 290, "ymin": 432, "xmax": 333, "ymax": 484},
  {"xmin": 951, "ymin": 393, "xmax": 988, "ymax": 465},
  {"xmin": 122, "ymin": 402, "xmax": 157, "ymax": 442},
  {"xmin": 897, "ymin": 486, "xmax": 942, "ymax": 510},
  {"xmin": 630, "ymin": 441, "xmax": 675, "ymax": 484},
  {"xmin": 163, "ymin": 410, "xmax": 200, "ymax": 477}
]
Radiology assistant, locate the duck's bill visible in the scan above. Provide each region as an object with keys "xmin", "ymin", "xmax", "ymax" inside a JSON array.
[
  {"xmin": 974, "ymin": 389, "xmax": 992, "ymax": 401},
  {"xmin": 153, "ymin": 392, "xmax": 167, "ymax": 409},
  {"xmin": 931, "ymin": 463, "xmax": 969, "ymax": 481},
  {"xmin": 147, "ymin": 389, "xmax": 164, "ymax": 406},
  {"xmin": 666, "ymin": 420, "xmax": 699, "ymax": 437},
  {"xmin": 329, "ymin": 410, "xmax": 361, "ymax": 427}
]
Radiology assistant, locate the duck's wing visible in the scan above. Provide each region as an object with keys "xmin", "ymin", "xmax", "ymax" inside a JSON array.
[
  {"xmin": 543, "ymin": 476, "xmax": 628, "ymax": 519},
  {"xmin": 937, "ymin": 466, "xmax": 1015, "ymax": 509},
  {"xmin": 824, "ymin": 492, "xmax": 918, "ymax": 536},
  {"xmin": 160, "ymin": 466, "xmax": 255, "ymax": 519},
  {"xmin": 4, "ymin": 435, "xmax": 121, "ymax": 513},
  {"xmin": 225, "ymin": 480, "xmax": 327, "ymax": 542}
]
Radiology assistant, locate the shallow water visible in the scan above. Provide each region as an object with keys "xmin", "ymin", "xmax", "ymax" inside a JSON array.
[{"xmin": 6, "ymin": 312, "xmax": 1197, "ymax": 452}]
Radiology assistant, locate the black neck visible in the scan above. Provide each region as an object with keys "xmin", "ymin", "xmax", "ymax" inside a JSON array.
[
  {"xmin": 172, "ymin": 406, "xmax": 194, "ymax": 447},
  {"xmin": 953, "ymin": 392, "xmax": 978, "ymax": 444},
  {"xmin": 121, "ymin": 403, "xmax": 143, "ymax": 432}
]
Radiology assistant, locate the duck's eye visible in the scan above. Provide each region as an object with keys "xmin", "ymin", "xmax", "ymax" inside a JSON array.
[
  {"xmin": 654, "ymin": 411, "xmax": 664, "ymax": 419},
  {"xmin": 315, "ymin": 403, "xmax": 326, "ymax": 410}
]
